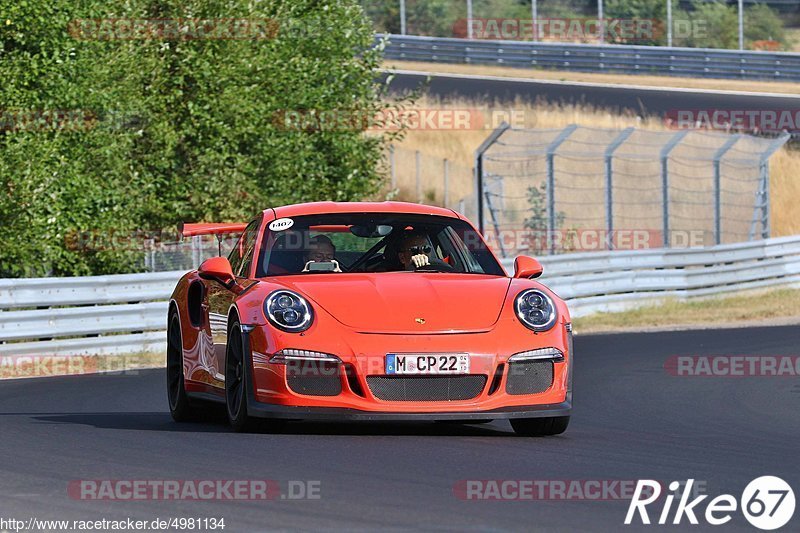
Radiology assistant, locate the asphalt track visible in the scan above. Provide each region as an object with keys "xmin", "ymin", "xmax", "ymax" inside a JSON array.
[
  {"xmin": 1, "ymin": 325, "xmax": 798, "ymax": 532},
  {"xmin": 385, "ymin": 71, "xmax": 800, "ymax": 117}
]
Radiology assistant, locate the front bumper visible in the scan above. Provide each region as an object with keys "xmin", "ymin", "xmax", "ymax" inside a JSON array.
[{"xmin": 239, "ymin": 322, "xmax": 573, "ymax": 421}]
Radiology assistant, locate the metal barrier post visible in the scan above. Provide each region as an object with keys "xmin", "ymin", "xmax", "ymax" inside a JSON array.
[
  {"xmin": 545, "ymin": 124, "xmax": 578, "ymax": 254},
  {"xmin": 389, "ymin": 145, "xmax": 396, "ymax": 189},
  {"xmin": 192, "ymin": 236, "xmax": 202, "ymax": 268},
  {"xmin": 415, "ymin": 150, "xmax": 421, "ymax": 202},
  {"xmin": 443, "ymin": 158, "xmax": 450, "ymax": 207},
  {"xmin": 604, "ymin": 127, "xmax": 635, "ymax": 250},
  {"xmin": 712, "ymin": 135, "xmax": 740, "ymax": 245},
  {"xmin": 754, "ymin": 133, "xmax": 791, "ymax": 239},
  {"xmin": 659, "ymin": 130, "xmax": 689, "ymax": 248},
  {"xmin": 474, "ymin": 122, "xmax": 511, "ymax": 234}
]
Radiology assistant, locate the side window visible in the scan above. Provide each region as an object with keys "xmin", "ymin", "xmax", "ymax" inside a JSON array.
[{"xmin": 228, "ymin": 220, "xmax": 259, "ymax": 277}]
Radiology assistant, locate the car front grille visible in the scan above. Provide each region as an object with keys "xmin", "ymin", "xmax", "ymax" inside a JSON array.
[
  {"xmin": 366, "ymin": 375, "xmax": 487, "ymax": 401},
  {"xmin": 505, "ymin": 361, "xmax": 554, "ymax": 395}
]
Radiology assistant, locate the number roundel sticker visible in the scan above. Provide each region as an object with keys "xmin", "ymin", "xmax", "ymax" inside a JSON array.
[{"xmin": 268, "ymin": 218, "xmax": 294, "ymax": 232}]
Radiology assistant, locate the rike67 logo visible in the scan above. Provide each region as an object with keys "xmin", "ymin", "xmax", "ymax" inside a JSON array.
[{"xmin": 625, "ymin": 477, "xmax": 795, "ymax": 530}]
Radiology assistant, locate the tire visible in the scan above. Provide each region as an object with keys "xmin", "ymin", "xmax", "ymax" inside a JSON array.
[
  {"xmin": 225, "ymin": 319, "xmax": 255, "ymax": 432},
  {"xmin": 510, "ymin": 416, "xmax": 570, "ymax": 437},
  {"xmin": 166, "ymin": 311, "xmax": 201, "ymax": 422},
  {"xmin": 225, "ymin": 319, "xmax": 285, "ymax": 433}
]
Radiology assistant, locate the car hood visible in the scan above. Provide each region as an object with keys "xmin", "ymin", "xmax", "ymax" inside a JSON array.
[{"xmin": 275, "ymin": 273, "xmax": 512, "ymax": 334}]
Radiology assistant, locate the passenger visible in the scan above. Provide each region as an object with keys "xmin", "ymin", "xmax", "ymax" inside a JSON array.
[{"xmin": 302, "ymin": 234, "xmax": 342, "ymax": 272}]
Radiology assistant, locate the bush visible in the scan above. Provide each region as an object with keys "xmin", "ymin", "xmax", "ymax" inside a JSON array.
[{"xmin": 0, "ymin": 0, "xmax": 394, "ymax": 277}]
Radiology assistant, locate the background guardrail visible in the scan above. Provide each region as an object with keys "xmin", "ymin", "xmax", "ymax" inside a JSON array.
[
  {"xmin": 380, "ymin": 34, "xmax": 800, "ymax": 81},
  {"xmin": 0, "ymin": 271, "xmax": 183, "ymax": 357},
  {"xmin": 1, "ymin": 235, "xmax": 799, "ymax": 357},
  {"xmin": 501, "ymin": 235, "xmax": 800, "ymax": 316}
]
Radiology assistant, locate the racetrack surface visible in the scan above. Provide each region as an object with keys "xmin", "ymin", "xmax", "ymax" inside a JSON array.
[
  {"xmin": 385, "ymin": 71, "xmax": 800, "ymax": 118},
  {"xmin": 1, "ymin": 326, "xmax": 798, "ymax": 532}
]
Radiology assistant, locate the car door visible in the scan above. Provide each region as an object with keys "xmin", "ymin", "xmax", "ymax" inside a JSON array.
[{"xmin": 205, "ymin": 219, "xmax": 261, "ymax": 388}]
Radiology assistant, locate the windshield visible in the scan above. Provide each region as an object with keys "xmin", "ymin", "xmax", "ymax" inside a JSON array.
[{"xmin": 255, "ymin": 213, "xmax": 504, "ymax": 277}]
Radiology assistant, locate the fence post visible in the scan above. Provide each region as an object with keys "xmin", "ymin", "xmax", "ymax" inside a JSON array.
[
  {"xmin": 712, "ymin": 135, "xmax": 740, "ymax": 245},
  {"xmin": 415, "ymin": 150, "xmax": 421, "ymax": 202},
  {"xmin": 604, "ymin": 127, "xmax": 635, "ymax": 250},
  {"xmin": 389, "ymin": 145, "xmax": 396, "ymax": 189},
  {"xmin": 474, "ymin": 122, "xmax": 511, "ymax": 234},
  {"xmin": 443, "ymin": 158, "xmax": 450, "ymax": 207},
  {"xmin": 192, "ymin": 236, "xmax": 202, "ymax": 268},
  {"xmin": 753, "ymin": 133, "xmax": 791, "ymax": 239},
  {"xmin": 659, "ymin": 130, "xmax": 689, "ymax": 248},
  {"xmin": 545, "ymin": 124, "xmax": 578, "ymax": 254}
]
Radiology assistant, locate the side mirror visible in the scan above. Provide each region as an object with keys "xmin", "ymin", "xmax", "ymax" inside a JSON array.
[
  {"xmin": 198, "ymin": 257, "xmax": 236, "ymax": 288},
  {"xmin": 514, "ymin": 256, "xmax": 543, "ymax": 279}
]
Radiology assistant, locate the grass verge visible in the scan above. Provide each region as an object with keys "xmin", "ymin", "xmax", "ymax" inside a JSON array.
[{"xmin": 573, "ymin": 287, "xmax": 800, "ymax": 334}]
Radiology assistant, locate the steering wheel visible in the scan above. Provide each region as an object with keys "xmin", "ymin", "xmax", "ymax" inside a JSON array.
[{"xmin": 414, "ymin": 259, "xmax": 454, "ymax": 273}]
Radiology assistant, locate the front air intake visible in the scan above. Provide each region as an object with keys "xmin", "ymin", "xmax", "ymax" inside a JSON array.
[
  {"xmin": 505, "ymin": 361, "xmax": 554, "ymax": 395},
  {"xmin": 366, "ymin": 375, "xmax": 487, "ymax": 401}
]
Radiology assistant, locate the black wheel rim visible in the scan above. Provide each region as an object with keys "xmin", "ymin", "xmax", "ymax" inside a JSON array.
[
  {"xmin": 166, "ymin": 315, "xmax": 182, "ymax": 409},
  {"xmin": 226, "ymin": 325, "xmax": 244, "ymax": 420}
]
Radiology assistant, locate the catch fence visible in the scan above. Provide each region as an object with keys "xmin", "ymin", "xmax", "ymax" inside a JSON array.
[{"xmin": 476, "ymin": 124, "xmax": 789, "ymax": 258}]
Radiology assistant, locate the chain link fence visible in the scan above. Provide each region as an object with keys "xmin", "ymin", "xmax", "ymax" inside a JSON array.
[
  {"xmin": 478, "ymin": 125, "xmax": 789, "ymax": 258},
  {"xmin": 142, "ymin": 236, "xmax": 236, "ymax": 273},
  {"xmin": 387, "ymin": 146, "xmax": 476, "ymax": 219}
]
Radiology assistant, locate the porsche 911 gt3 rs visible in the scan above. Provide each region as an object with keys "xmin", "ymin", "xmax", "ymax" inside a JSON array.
[{"xmin": 167, "ymin": 202, "xmax": 573, "ymax": 436}]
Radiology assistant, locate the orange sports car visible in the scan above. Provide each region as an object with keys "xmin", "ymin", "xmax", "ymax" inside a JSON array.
[{"xmin": 167, "ymin": 202, "xmax": 573, "ymax": 436}]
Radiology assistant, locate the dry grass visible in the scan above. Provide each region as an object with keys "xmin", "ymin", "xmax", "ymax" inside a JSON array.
[
  {"xmin": 787, "ymin": 29, "xmax": 800, "ymax": 52},
  {"xmin": 573, "ymin": 287, "xmax": 800, "ymax": 334},
  {"xmin": 0, "ymin": 351, "xmax": 164, "ymax": 380},
  {"xmin": 384, "ymin": 60, "xmax": 800, "ymax": 95},
  {"xmin": 386, "ymin": 96, "xmax": 800, "ymax": 237}
]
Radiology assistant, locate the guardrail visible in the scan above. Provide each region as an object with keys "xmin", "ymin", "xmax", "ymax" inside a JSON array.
[
  {"xmin": 501, "ymin": 235, "xmax": 800, "ymax": 316},
  {"xmin": 0, "ymin": 271, "xmax": 183, "ymax": 357},
  {"xmin": 1, "ymin": 235, "xmax": 799, "ymax": 357},
  {"xmin": 381, "ymin": 34, "xmax": 800, "ymax": 81}
]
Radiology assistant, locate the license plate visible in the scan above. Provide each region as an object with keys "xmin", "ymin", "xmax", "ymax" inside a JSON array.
[{"xmin": 385, "ymin": 353, "xmax": 469, "ymax": 375}]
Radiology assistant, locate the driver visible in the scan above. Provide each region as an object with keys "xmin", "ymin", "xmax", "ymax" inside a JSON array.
[
  {"xmin": 302, "ymin": 234, "xmax": 342, "ymax": 272},
  {"xmin": 397, "ymin": 231, "xmax": 436, "ymax": 270}
]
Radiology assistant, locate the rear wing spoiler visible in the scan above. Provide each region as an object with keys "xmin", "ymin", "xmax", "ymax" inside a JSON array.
[
  {"xmin": 179, "ymin": 222, "xmax": 248, "ymax": 257},
  {"xmin": 179, "ymin": 222, "xmax": 248, "ymax": 238}
]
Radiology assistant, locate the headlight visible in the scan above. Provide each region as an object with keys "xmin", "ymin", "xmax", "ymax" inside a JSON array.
[
  {"xmin": 514, "ymin": 289, "xmax": 557, "ymax": 331},
  {"xmin": 264, "ymin": 290, "xmax": 313, "ymax": 332}
]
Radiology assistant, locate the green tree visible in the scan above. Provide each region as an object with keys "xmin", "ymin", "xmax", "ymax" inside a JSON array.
[
  {"xmin": 0, "ymin": 0, "xmax": 396, "ymax": 277},
  {"xmin": 744, "ymin": 4, "xmax": 787, "ymax": 49}
]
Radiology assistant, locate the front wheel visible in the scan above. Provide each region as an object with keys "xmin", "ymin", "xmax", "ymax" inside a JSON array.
[
  {"xmin": 225, "ymin": 319, "xmax": 257, "ymax": 432},
  {"xmin": 225, "ymin": 319, "xmax": 285, "ymax": 433},
  {"xmin": 510, "ymin": 416, "xmax": 570, "ymax": 437}
]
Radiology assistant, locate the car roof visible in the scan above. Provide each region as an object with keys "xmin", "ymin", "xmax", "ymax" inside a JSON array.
[{"xmin": 267, "ymin": 201, "xmax": 462, "ymax": 219}]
